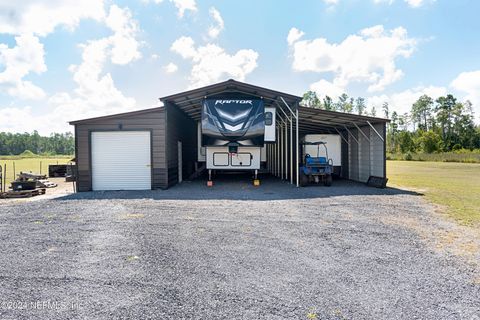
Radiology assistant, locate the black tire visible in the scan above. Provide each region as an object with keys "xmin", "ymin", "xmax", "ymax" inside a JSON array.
[
  {"xmin": 324, "ymin": 174, "xmax": 332, "ymax": 187},
  {"xmin": 300, "ymin": 172, "xmax": 309, "ymax": 187}
]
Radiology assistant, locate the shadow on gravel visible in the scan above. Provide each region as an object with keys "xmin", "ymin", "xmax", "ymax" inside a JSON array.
[{"xmin": 55, "ymin": 174, "xmax": 422, "ymax": 201}]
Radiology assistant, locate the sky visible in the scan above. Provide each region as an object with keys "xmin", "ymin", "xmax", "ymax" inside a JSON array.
[{"xmin": 0, "ymin": 0, "xmax": 479, "ymax": 134}]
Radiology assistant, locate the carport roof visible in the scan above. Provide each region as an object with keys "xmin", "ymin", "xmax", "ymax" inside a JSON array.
[
  {"xmin": 160, "ymin": 79, "xmax": 389, "ymax": 133},
  {"xmin": 297, "ymin": 106, "xmax": 389, "ymax": 133},
  {"xmin": 69, "ymin": 80, "xmax": 389, "ymax": 131}
]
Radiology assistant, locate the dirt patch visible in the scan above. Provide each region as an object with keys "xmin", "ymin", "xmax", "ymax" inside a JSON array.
[{"xmin": 379, "ymin": 197, "xmax": 480, "ymax": 284}]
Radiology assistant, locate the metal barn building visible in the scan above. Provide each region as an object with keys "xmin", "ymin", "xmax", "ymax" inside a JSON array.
[{"xmin": 70, "ymin": 80, "xmax": 389, "ymax": 192}]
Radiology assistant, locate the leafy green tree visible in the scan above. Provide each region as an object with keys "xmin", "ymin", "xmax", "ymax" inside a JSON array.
[
  {"xmin": 336, "ymin": 93, "xmax": 353, "ymax": 113},
  {"xmin": 0, "ymin": 132, "xmax": 74, "ymax": 155},
  {"xmin": 397, "ymin": 131, "xmax": 416, "ymax": 153},
  {"xmin": 323, "ymin": 96, "xmax": 334, "ymax": 111},
  {"xmin": 382, "ymin": 102, "xmax": 389, "ymax": 118},
  {"xmin": 301, "ymin": 91, "xmax": 321, "ymax": 108},
  {"xmin": 355, "ymin": 97, "xmax": 366, "ymax": 115},
  {"xmin": 412, "ymin": 95, "xmax": 434, "ymax": 131},
  {"xmin": 387, "ymin": 111, "xmax": 399, "ymax": 152},
  {"xmin": 451, "ymin": 100, "xmax": 476, "ymax": 149},
  {"xmin": 417, "ymin": 130, "xmax": 441, "ymax": 153},
  {"xmin": 435, "ymin": 94, "xmax": 456, "ymax": 149}
]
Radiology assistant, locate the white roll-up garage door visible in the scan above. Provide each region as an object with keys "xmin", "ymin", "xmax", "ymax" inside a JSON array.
[{"xmin": 91, "ymin": 131, "xmax": 151, "ymax": 190}]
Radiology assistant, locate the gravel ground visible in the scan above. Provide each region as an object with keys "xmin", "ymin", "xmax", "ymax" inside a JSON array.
[{"xmin": 0, "ymin": 176, "xmax": 478, "ymax": 319}]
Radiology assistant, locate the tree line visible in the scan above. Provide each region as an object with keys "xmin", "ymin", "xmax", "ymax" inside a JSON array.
[
  {"xmin": 302, "ymin": 91, "xmax": 376, "ymax": 116},
  {"xmin": 301, "ymin": 91, "xmax": 480, "ymax": 153},
  {"xmin": 0, "ymin": 131, "xmax": 74, "ymax": 155}
]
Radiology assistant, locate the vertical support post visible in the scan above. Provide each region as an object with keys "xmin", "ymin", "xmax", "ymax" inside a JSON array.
[
  {"xmin": 271, "ymin": 143, "xmax": 273, "ymax": 174},
  {"xmin": 278, "ymin": 123, "xmax": 281, "ymax": 178},
  {"xmin": 267, "ymin": 143, "xmax": 270, "ymax": 173},
  {"xmin": 284, "ymin": 121, "xmax": 287, "ymax": 180},
  {"xmin": 280, "ymin": 123, "xmax": 284, "ymax": 179},
  {"xmin": 296, "ymin": 108, "xmax": 299, "ymax": 187},
  {"xmin": 272, "ymin": 136, "xmax": 275, "ymax": 175},
  {"xmin": 278, "ymin": 124, "xmax": 282, "ymax": 178},
  {"xmin": 275, "ymin": 126, "xmax": 278, "ymax": 177},
  {"xmin": 290, "ymin": 116, "xmax": 293, "ymax": 184}
]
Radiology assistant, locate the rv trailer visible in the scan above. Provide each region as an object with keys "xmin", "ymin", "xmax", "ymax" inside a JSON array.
[{"xmin": 200, "ymin": 98, "xmax": 275, "ymax": 185}]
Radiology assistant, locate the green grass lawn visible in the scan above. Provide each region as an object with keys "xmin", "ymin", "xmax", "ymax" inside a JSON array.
[
  {"xmin": 0, "ymin": 156, "xmax": 72, "ymax": 186},
  {"xmin": 387, "ymin": 160, "xmax": 480, "ymax": 226}
]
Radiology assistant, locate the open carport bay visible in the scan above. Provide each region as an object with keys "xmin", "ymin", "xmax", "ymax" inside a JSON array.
[{"xmin": 0, "ymin": 179, "xmax": 478, "ymax": 319}]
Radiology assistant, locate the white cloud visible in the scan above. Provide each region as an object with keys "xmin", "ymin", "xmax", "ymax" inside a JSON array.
[
  {"xmin": 451, "ymin": 70, "xmax": 480, "ymax": 115},
  {"xmin": 171, "ymin": 36, "xmax": 258, "ymax": 88},
  {"xmin": 374, "ymin": 0, "xmax": 433, "ymax": 7},
  {"xmin": 289, "ymin": 25, "xmax": 417, "ymax": 93},
  {"xmin": 0, "ymin": 34, "xmax": 47, "ymax": 100},
  {"xmin": 171, "ymin": 36, "xmax": 197, "ymax": 59},
  {"xmin": 0, "ymin": 106, "xmax": 37, "ymax": 133},
  {"xmin": 287, "ymin": 28, "xmax": 305, "ymax": 46},
  {"xmin": 0, "ymin": 0, "xmax": 105, "ymax": 37},
  {"xmin": 207, "ymin": 7, "xmax": 224, "ymax": 39},
  {"xmin": 61, "ymin": 5, "xmax": 140, "ymax": 112},
  {"xmin": 373, "ymin": 0, "xmax": 395, "ymax": 4},
  {"xmin": 310, "ymin": 79, "xmax": 345, "ymax": 99},
  {"xmin": 163, "ymin": 62, "xmax": 178, "ymax": 73},
  {"xmin": 404, "ymin": 0, "xmax": 425, "ymax": 7},
  {"xmin": 171, "ymin": 0, "xmax": 197, "ymax": 17},
  {"xmin": 20, "ymin": 4, "xmax": 140, "ymax": 133},
  {"xmin": 0, "ymin": 3, "xmax": 142, "ymax": 133},
  {"xmin": 104, "ymin": 5, "xmax": 141, "ymax": 65},
  {"xmin": 367, "ymin": 85, "xmax": 447, "ymax": 116},
  {"xmin": 323, "ymin": 0, "xmax": 339, "ymax": 5},
  {"xmin": 0, "ymin": 1, "xmax": 110, "ymax": 101},
  {"xmin": 145, "ymin": 0, "xmax": 197, "ymax": 18}
]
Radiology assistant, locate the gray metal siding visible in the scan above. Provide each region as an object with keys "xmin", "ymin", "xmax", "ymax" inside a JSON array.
[
  {"xmin": 346, "ymin": 124, "xmax": 386, "ymax": 184},
  {"xmin": 358, "ymin": 126, "xmax": 371, "ymax": 183},
  {"xmin": 348, "ymin": 129, "xmax": 359, "ymax": 181},
  {"xmin": 74, "ymin": 108, "xmax": 167, "ymax": 191},
  {"xmin": 165, "ymin": 103, "xmax": 197, "ymax": 187},
  {"xmin": 340, "ymin": 131, "xmax": 349, "ymax": 179},
  {"xmin": 370, "ymin": 123, "xmax": 385, "ymax": 178}
]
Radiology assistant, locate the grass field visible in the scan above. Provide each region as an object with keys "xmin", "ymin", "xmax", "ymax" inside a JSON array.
[
  {"xmin": 387, "ymin": 160, "xmax": 480, "ymax": 226},
  {"xmin": 0, "ymin": 156, "xmax": 72, "ymax": 186}
]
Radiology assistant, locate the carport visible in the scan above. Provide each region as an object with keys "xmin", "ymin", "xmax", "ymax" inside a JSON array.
[
  {"xmin": 71, "ymin": 79, "xmax": 388, "ymax": 191},
  {"xmin": 160, "ymin": 79, "xmax": 388, "ymax": 187}
]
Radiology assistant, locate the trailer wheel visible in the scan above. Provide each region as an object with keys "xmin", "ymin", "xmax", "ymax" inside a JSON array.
[
  {"xmin": 324, "ymin": 174, "xmax": 332, "ymax": 186},
  {"xmin": 300, "ymin": 172, "xmax": 309, "ymax": 187}
]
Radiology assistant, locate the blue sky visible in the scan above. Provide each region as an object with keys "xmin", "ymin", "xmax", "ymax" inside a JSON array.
[{"xmin": 0, "ymin": 0, "xmax": 479, "ymax": 134}]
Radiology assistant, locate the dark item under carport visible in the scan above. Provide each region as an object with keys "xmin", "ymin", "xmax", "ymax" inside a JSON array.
[{"xmin": 49, "ymin": 165, "xmax": 68, "ymax": 177}]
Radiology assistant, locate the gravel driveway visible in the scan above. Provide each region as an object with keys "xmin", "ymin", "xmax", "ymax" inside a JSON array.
[{"xmin": 0, "ymin": 177, "xmax": 478, "ymax": 319}]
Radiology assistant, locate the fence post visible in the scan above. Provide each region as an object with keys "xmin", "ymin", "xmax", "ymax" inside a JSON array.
[{"xmin": 13, "ymin": 161, "xmax": 16, "ymax": 180}]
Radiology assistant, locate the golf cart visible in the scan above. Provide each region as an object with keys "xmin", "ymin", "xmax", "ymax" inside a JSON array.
[{"xmin": 299, "ymin": 141, "xmax": 333, "ymax": 187}]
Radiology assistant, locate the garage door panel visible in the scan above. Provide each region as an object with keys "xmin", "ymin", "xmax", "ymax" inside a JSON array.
[{"xmin": 91, "ymin": 131, "xmax": 151, "ymax": 190}]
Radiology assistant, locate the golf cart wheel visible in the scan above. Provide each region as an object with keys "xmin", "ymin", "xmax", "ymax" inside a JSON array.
[
  {"xmin": 300, "ymin": 172, "xmax": 309, "ymax": 187},
  {"xmin": 324, "ymin": 174, "xmax": 332, "ymax": 187}
]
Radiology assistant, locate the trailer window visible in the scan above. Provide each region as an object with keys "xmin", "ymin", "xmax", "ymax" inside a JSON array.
[{"xmin": 265, "ymin": 112, "xmax": 273, "ymax": 125}]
